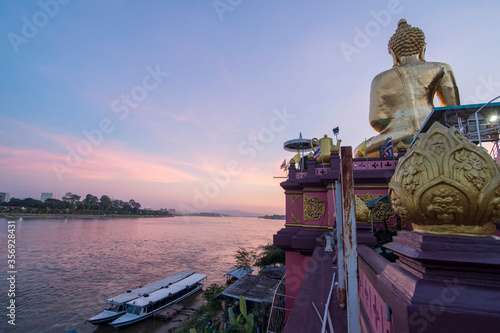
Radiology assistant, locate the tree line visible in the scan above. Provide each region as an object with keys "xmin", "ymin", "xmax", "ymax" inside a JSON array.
[{"xmin": 1, "ymin": 192, "xmax": 171, "ymax": 216}]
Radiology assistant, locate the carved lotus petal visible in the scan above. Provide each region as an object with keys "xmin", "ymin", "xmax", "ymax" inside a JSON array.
[{"xmin": 389, "ymin": 122, "xmax": 499, "ymax": 236}]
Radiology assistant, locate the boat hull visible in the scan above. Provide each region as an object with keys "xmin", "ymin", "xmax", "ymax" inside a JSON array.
[
  {"xmin": 87, "ymin": 310, "xmax": 125, "ymax": 325},
  {"xmin": 109, "ymin": 283, "xmax": 204, "ymax": 328}
]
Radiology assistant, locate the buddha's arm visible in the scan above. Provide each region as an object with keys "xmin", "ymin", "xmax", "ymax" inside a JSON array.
[
  {"xmin": 436, "ymin": 64, "xmax": 460, "ymax": 106},
  {"xmin": 369, "ymin": 72, "xmax": 396, "ymax": 132}
]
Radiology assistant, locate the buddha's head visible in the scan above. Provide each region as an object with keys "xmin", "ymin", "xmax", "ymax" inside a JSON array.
[{"xmin": 388, "ymin": 19, "xmax": 426, "ymax": 66}]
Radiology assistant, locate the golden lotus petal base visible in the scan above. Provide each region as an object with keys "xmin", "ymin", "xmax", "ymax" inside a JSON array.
[{"xmin": 389, "ymin": 122, "xmax": 500, "ymax": 236}]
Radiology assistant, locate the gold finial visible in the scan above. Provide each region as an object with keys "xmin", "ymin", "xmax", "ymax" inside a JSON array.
[
  {"xmin": 333, "ymin": 195, "xmax": 370, "ymax": 222},
  {"xmin": 388, "ymin": 19, "xmax": 426, "ymax": 58},
  {"xmin": 389, "ymin": 122, "xmax": 500, "ymax": 236},
  {"xmin": 307, "ymin": 152, "xmax": 314, "ymax": 159},
  {"xmin": 396, "ymin": 141, "xmax": 407, "ymax": 152},
  {"xmin": 330, "ymin": 139, "xmax": 342, "ymax": 153},
  {"xmin": 290, "ymin": 159, "xmax": 296, "ymax": 165}
]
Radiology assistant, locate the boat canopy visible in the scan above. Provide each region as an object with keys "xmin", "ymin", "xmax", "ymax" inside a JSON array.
[
  {"xmin": 224, "ymin": 267, "xmax": 253, "ymax": 280},
  {"xmin": 221, "ymin": 274, "xmax": 279, "ymax": 304},
  {"xmin": 106, "ymin": 270, "xmax": 195, "ymax": 304},
  {"xmin": 127, "ymin": 273, "xmax": 207, "ymax": 307}
]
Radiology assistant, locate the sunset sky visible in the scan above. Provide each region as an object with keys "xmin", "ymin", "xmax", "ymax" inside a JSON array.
[{"xmin": 2, "ymin": 1, "xmax": 500, "ymax": 214}]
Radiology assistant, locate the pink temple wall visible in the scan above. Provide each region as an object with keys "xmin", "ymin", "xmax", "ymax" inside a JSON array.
[
  {"xmin": 359, "ymin": 267, "xmax": 394, "ymax": 333},
  {"xmin": 285, "ymin": 251, "xmax": 311, "ymax": 311}
]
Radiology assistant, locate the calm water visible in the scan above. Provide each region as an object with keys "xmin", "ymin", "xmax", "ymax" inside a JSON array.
[{"xmin": 0, "ymin": 216, "xmax": 283, "ymax": 333}]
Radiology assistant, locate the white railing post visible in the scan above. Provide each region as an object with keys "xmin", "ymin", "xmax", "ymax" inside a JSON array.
[
  {"xmin": 340, "ymin": 146, "xmax": 361, "ymax": 333},
  {"xmin": 335, "ymin": 181, "xmax": 345, "ymax": 308}
]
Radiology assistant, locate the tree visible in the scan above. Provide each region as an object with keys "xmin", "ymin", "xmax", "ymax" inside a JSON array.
[
  {"xmin": 255, "ymin": 244, "xmax": 285, "ymax": 268},
  {"xmin": 8, "ymin": 198, "xmax": 45, "ymax": 209},
  {"xmin": 129, "ymin": 199, "xmax": 141, "ymax": 213},
  {"xmin": 202, "ymin": 283, "xmax": 225, "ymax": 311},
  {"xmin": 112, "ymin": 199, "xmax": 124, "ymax": 212},
  {"xmin": 62, "ymin": 192, "xmax": 81, "ymax": 208},
  {"xmin": 99, "ymin": 195, "xmax": 112, "ymax": 211},
  {"xmin": 233, "ymin": 248, "xmax": 256, "ymax": 269},
  {"xmin": 122, "ymin": 202, "xmax": 132, "ymax": 213},
  {"xmin": 45, "ymin": 198, "xmax": 70, "ymax": 211},
  {"xmin": 81, "ymin": 194, "xmax": 99, "ymax": 211}
]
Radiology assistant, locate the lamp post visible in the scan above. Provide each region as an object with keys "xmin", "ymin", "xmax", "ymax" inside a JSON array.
[
  {"xmin": 332, "ymin": 127, "xmax": 339, "ymax": 146},
  {"xmin": 475, "ymin": 95, "xmax": 500, "ymax": 147}
]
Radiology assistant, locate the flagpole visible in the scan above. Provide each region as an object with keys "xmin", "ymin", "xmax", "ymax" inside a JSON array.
[{"xmin": 364, "ymin": 138, "xmax": 368, "ymax": 171}]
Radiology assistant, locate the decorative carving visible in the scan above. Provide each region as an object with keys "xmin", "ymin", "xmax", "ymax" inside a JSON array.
[
  {"xmin": 303, "ymin": 195, "xmax": 325, "ymax": 220},
  {"xmin": 451, "ymin": 149, "xmax": 488, "ymax": 190},
  {"xmin": 389, "ymin": 122, "xmax": 500, "ymax": 235},
  {"xmin": 357, "ymin": 192, "xmax": 381, "ymax": 203},
  {"xmin": 291, "ymin": 213, "xmax": 302, "ymax": 224},
  {"xmin": 390, "ymin": 193, "xmax": 409, "ymax": 222},
  {"xmin": 428, "ymin": 133, "xmax": 447, "ymax": 155},
  {"xmin": 291, "ymin": 195, "xmax": 301, "ymax": 206},
  {"xmin": 355, "ymin": 195, "xmax": 370, "ymax": 223},
  {"xmin": 426, "ymin": 187, "xmax": 463, "ymax": 224},
  {"xmin": 373, "ymin": 201, "xmax": 396, "ymax": 223},
  {"xmin": 400, "ymin": 154, "xmax": 426, "ymax": 195},
  {"xmin": 396, "ymin": 141, "xmax": 407, "ymax": 152}
]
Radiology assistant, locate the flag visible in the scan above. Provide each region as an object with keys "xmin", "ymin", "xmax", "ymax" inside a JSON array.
[
  {"xmin": 313, "ymin": 145, "xmax": 321, "ymax": 159},
  {"xmin": 384, "ymin": 137, "xmax": 393, "ymax": 157},
  {"xmin": 359, "ymin": 140, "xmax": 367, "ymax": 157},
  {"xmin": 280, "ymin": 159, "xmax": 286, "ymax": 170}
]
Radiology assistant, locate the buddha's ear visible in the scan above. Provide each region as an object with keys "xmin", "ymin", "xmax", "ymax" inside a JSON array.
[
  {"xmin": 419, "ymin": 44, "xmax": 426, "ymax": 62},
  {"xmin": 389, "ymin": 48, "xmax": 399, "ymax": 67}
]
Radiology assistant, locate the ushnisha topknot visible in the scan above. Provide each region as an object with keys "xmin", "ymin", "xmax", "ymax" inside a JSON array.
[{"xmin": 388, "ymin": 19, "xmax": 426, "ymax": 57}]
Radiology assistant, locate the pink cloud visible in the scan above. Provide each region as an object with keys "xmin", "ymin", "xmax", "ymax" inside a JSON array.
[{"xmin": 0, "ymin": 143, "xmax": 199, "ymax": 184}]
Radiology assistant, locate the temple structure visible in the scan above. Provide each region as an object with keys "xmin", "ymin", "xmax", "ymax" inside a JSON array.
[{"xmin": 270, "ymin": 19, "xmax": 500, "ymax": 333}]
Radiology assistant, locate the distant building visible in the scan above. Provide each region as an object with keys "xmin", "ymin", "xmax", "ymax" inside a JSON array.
[
  {"xmin": 0, "ymin": 192, "xmax": 11, "ymax": 203},
  {"xmin": 41, "ymin": 192, "xmax": 57, "ymax": 202}
]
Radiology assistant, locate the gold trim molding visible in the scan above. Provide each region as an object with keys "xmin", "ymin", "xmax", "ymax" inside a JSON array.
[
  {"xmin": 291, "ymin": 195, "xmax": 301, "ymax": 206},
  {"xmin": 284, "ymin": 224, "xmax": 332, "ymax": 230},
  {"xmin": 290, "ymin": 213, "xmax": 302, "ymax": 224}
]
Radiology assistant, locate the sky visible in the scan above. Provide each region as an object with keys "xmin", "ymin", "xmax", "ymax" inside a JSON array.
[{"xmin": 2, "ymin": 0, "xmax": 500, "ymax": 215}]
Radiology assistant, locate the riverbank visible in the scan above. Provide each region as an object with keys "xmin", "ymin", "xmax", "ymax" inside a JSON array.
[{"xmin": 0, "ymin": 213, "xmax": 173, "ymax": 219}]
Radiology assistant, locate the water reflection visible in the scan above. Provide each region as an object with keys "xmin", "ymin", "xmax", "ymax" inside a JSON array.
[{"xmin": 0, "ymin": 216, "xmax": 283, "ymax": 333}]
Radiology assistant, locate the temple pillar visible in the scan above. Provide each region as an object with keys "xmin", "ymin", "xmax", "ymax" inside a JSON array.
[{"xmin": 381, "ymin": 232, "xmax": 500, "ymax": 332}]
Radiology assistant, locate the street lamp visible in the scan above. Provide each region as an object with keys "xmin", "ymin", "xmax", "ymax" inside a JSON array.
[
  {"xmin": 332, "ymin": 127, "xmax": 339, "ymax": 145},
  {"xmin": 490, "ymin": 112, "xmax": 498, "ymax": 122},
  {"xmin": 475, "ymin": 95, "xmax": 500, "ymax": 147}
]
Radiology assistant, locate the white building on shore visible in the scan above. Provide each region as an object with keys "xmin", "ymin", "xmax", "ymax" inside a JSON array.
[
  {"xmin": 41, "ymin": 193, "xmax": 57, "ymax": 202},
  {"xmin": 0, "ymin": 192, "xmax": 11, "ymax": 203}
]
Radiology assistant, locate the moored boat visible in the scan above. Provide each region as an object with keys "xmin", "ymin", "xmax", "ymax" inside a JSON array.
[
  {"xmin": 87, "ymin": 270, "xmax": 195, "ymax": 325},
  {"xmin": 109, "ymin": 273, "xmax": 207, "ymax": 328}
]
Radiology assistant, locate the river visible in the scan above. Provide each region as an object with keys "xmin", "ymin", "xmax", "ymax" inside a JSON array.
[{"xmin": 0, "ymin": 216, "xmax": 284, "ymax": 333}]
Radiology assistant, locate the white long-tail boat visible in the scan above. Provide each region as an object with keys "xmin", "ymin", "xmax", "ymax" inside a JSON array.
[
  {"xmin": 109, "ymin": 273, "xmax": 207, "ymax": 328},
  {"xmin": 87, "ymin": 270, "xmax": 195, "ymax": 325}
]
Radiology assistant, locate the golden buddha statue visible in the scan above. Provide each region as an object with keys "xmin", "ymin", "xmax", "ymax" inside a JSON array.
[{"xmin": 354, "ymin": 19, "xmax": 460, "ymax": 157}]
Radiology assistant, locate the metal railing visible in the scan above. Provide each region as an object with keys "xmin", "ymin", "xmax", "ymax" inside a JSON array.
[{"xmin": 267, "ymin": 276, "xmax": 294, "ymax": 333}]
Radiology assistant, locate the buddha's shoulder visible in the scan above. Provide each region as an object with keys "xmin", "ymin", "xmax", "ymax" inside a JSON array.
[{"xmin": 373, "ymin": 62, "xmax": 453, "ymax": 80}]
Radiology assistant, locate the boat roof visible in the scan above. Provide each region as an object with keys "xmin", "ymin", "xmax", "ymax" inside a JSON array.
[
  {"xmin": 221, "ymin": 274, "xmax": 280, "ymax": 304},
  {"xmin": 127, "ymin": 273, "xmax": 207, "ymax": 307},
  {"xmin": 224, "ymin": 267, "xmax": 253, "ymax": 279},
  {"xmin": 106, "ymin": 270, "xmax": 195, "ymax": 304}
]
